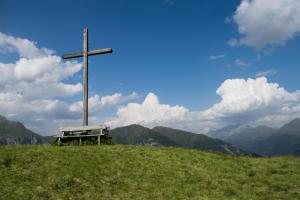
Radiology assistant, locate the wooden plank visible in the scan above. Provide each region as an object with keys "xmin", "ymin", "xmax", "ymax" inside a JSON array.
[
  {"xmin": 88, "ymin": 48, "xmax": 113, "ymax": 56},
  {"xmin": 62, "ymin": 48, "xmax": 113, "ymax": 59},
  {"xmin": 59, "ymin": 125, "xmax": 108, "ymax": 132},
  {"xmin": 83, "ymin": 28, "xmax": 88, "ymax": 126},
  {"xmin": 62, "ymin": 52, "xmax": 83, "ymax": 59},
  {"xmin": 54, "ymin": 133, "xmax": 105, "ymax": 138}
]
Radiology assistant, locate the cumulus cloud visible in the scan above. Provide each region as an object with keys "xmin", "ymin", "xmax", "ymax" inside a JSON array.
[
  {"xmin": 200, "ymin": 77, "xmax": 300, "ymax": 130},
  {"xmin": 106, "ymin": 77, "xmax": 300, "ymax": 133},
  {"xmin": 204, "ymin": 77, "xmax": 297, "ymax": 116},
  {"xmin": 0, "ymin": 32, "xmax": 139, "ymax": 134},
  {"xmin": 231, "ymin": 0, "xmax": 300, "ymax": 49},
  {"xmin": 107, "ymin": 93, "xmax": 189, "ymax": 128}
]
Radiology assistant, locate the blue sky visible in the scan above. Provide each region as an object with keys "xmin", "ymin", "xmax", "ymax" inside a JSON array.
[{"xmin": 1, "ymin": 0, "xmax": 300, "ymax": 135}]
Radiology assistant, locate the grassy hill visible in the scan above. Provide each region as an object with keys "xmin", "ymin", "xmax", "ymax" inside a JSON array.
[
  {"xmin": 110, "ymin": 124, "xmax": 255, "ymax": 156},
  {"xmin": 0, "ymin": 145, "xmax": 299, "ymax": 199}
]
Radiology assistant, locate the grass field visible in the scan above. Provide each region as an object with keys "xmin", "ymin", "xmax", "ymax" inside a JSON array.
[{"xmin": 0, "ymin": 145, "xmax": 300, "ymax": 200}]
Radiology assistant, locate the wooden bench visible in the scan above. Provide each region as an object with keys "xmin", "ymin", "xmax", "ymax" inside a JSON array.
[{"xmin": 55, "ymin": 125, "xmax": 110, "ymax": 145}]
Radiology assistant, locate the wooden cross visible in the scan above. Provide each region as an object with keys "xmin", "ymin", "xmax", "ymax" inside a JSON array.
[{"xmin": 62, "ymin": 28, "xmax": 112, "ymax": 126}]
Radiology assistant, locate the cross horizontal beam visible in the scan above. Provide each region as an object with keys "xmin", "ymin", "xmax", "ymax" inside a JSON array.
[{"xmin": 62, "ymin": 48, "xmax": 113, "ymax": 59}]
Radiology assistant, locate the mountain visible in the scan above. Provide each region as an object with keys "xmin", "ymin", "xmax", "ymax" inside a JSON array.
[
  {"xmin": 208, "ymin": 124, "xmax": 243, "ymax": 139},
  {"xmin": 260, "ymin": 119, "xmax": 300, "ymax": 156},
  {"xmin": 0, "ymin": 115, "xmax": 46, "ymax": 145},
  {"xmin": 208, "ymin": 124, "xmax": 256, "ymax": 140},
  {"xmin": 224, "ymin": 126, "xmax": 277, "ymax": 155},
  {"xmin": 110, "ymin": 124, "xmax": 178, "ymax": 146},
  {"xmin": 208, "ymin": 119, "xmax": 300, "ymax": 157},
  {"xmin": 153, "ymin": 126, "xmax": 255, "ymax": 156},
  {"xmin": 110, "ymin": 124, "xmax": 256, "ymax": 156}
]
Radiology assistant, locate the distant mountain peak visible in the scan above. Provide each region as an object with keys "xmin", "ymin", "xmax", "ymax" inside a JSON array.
[
  {"xmin": 123, "ymin": 124, "xmax": 150, "ymax": 130},
  {"xmin": 0, "ymin": 115, "xmax": 8, "ymax": 122},
  {"xmin": 111, "ymin": 124, "xmax": 254, "ymax": 156},
  {"xmin": 0, "ymin": 115, "xmax": 49, "ymax": 145},
  {"xmin": 287, "ymin": 118, "xmax": 300, "ymax": 124}
]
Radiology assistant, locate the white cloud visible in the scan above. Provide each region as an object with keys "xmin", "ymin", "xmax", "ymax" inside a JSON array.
[
  {"xmin": 107, "ymin": 93, "xmax": 189, "ymax": 128},
  {"xmin": 200, "ymin": 77, "xmax": 300, "ymax": 129},
  {"xmin": 69, "ymin": 92, "xmax": 140, "ymax": 115},
  {"xmin": 204, "ymin": 77, "xmax": 296, "ymax": 116},
  {"xmin": 0, "ymin": 32, "xmax": 139, "ymax": 135},
  {"xmin": 106, "ymin": 77, "xmax": 300, "ymax": 133},
  {"xmin": 228, "ymin": 59, "xmax": 250, "ymax": 69},
  {"xmin": 0, "ymin": 32, "xmax": 53, "ymax": 59},
  {"xmin": 231, "ymin": 0, "xmax": 300, "ymax": 49},
  {"xmin": 209, "ymin": 54, "xmax": 226, "ymax": 60},
  {"xmin": 256, "ymin": 70, "xmax": 277, "ymax": 77}
]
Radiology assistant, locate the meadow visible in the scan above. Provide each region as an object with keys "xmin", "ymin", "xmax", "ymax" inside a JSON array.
[{"xmin": 0, "ymin": 145, "xmax": 299, "ymax": 200}]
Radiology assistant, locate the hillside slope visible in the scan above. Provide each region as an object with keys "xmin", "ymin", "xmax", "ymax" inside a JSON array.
[
  {"xmin": 0, "ymin": 145, "xmax": 299, "ymax": 200},
  {"xmin": 0, "ymin": 116, "xmax": 45, "ymax": 145},
  {"xmin": 225, "ymin": 126, "xmax": 277, "ymax": 155},
  {"xmin": 110, "ymin": 124, "xmax": 254, "ymax": 156},
  {"xmin": 110, "ymin": 124, "xmax": 177, "ymax": 146},
  {"xmin": 153, "ymin": 126, "xmax": 254, "ymax": 156}
]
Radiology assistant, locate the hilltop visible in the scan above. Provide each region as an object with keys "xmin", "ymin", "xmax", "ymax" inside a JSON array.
[{"xmin": 0, "ymin": 145, "xmax": 299, "ymax": 199}]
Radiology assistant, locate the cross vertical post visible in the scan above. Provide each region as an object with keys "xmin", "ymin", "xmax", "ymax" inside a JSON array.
[
  {"xmin": 62, "ymin": 28, "xmax": 112, "ymax": 127},
  {"xmin": 83, "ymin": 28, "xmax": 88, "ymax": 126}
]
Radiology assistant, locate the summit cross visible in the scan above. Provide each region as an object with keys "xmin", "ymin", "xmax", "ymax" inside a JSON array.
[{"xmin": 62, "ymin": 28, "xmax": 113, "ymax": 126}]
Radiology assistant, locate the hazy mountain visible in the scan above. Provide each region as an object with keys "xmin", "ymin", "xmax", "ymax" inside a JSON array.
[
  {"xmin": 260, "ymin": 119, "xmax": 300, "ymax": 156},
  {"xmin": 110, "ymin": 124, "xmax": 256, "ymax": 156},
  {"xmin": 208, "ymin": 124, "xmax": 243, "ymax": 140},
  {"xmin": 225, "ymin": 126, "xmax": 277, "ymax": 155},
  {"xmin": 0, "ymin": 116, "xmax": 46, "ymax": 145},
  {"xmin": 208, "ymin": 119, "xmax": 300, "ymax": 156}
]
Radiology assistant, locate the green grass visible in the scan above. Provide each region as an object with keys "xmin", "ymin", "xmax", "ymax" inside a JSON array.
[{"xmin": 0, "ymin": 145, "xmax": 300, "ymax": 200}]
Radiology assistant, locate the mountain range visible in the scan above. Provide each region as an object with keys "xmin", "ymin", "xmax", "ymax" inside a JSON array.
[
  {"xmin": 208, "ymin": 119, "xmax": 300, "ymax": 156},
  {"xmin": 0, "ymin": 116, "xmax": 252, "ymax": 156},
  {"xmin": 1, "ymin": 114, "xmax": 300, "ymax": 157},
  {"xmin": 110, "ymin": 124, "xmax": 255, "ymax": 156}
]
